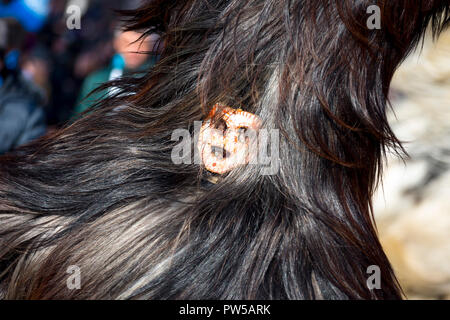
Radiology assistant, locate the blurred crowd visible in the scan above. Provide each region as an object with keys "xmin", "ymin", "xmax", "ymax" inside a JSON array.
[{"xmin": 0, "ymin": 0, "xmax": 159, "ymax": 154}]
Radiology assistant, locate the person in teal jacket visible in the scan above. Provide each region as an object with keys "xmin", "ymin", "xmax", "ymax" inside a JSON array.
[{"xmin": 74, "ymin": 30, "xmax": 160, "ymax": 116}]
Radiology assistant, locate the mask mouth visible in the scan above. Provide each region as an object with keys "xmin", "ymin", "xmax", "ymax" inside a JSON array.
[{"xmin": 211, "ymin": 145, "xmax": 230, "ymax": 159}]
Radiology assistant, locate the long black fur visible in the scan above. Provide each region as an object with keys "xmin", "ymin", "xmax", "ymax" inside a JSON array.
[{"xmin": 0, "ymin": 0, "xmax": 448, "ymax": 299}]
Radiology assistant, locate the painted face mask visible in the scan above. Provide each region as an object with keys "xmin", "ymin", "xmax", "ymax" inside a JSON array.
[{"xmin": 198, "ymin": 103, "xmax": 262, "ymax": 174}]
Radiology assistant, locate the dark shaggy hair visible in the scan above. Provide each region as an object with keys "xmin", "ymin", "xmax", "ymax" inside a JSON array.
[{"xmin": 0, "ymin": 0, "xmax": 449, "ymax": 299}]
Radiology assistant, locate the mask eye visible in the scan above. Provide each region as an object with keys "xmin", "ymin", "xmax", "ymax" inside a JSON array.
[
  {"xmin": 213, "ymin": 118, "xmax": 227, "ymax": 132},
  {"xmin": 237, "ymin": 127, "xmax": 248, "ymax": 143}
]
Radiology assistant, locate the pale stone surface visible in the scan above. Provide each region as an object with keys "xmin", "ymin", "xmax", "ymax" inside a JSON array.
[{"xmin": 374, "ymin": 30, "xmax": 450, "ymax": 299}]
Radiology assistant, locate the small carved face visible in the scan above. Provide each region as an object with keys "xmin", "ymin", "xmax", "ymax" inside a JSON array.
[{"xmin": 198, "ymin": 104, "xmax": 262, "ymax": 174}]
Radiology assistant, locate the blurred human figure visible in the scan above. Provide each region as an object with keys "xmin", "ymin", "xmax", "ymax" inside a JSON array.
[
  {"xmin": 0, "ymin": 18, "xmax": 46, "ymax": 154},
  {"xmin": 0, "ymin": 0, "xmax": 51, "ymax": 91},
  {"xmin": 74, "ymin": 29, "xmax": 160, "ymax": 115},
  {"xmin": 21, "ymin": 48, "xmax": 51, "ymax": 96},
  {"xmin": 0, "ymin": 0, "xmax": 50, "ymax": 32}
]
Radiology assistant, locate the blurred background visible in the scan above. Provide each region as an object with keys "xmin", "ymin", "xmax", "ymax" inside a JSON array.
[
  {"xmin": 374, "ymin": 28, "xmax": 450, "ymax": 300},
  {"xmin": 0, "ymin": 0, "xmax": 160, "ymax": 154},
  {"xmin": 0, "ymin": 0, "xmax": 448, "ymax": 299}
]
